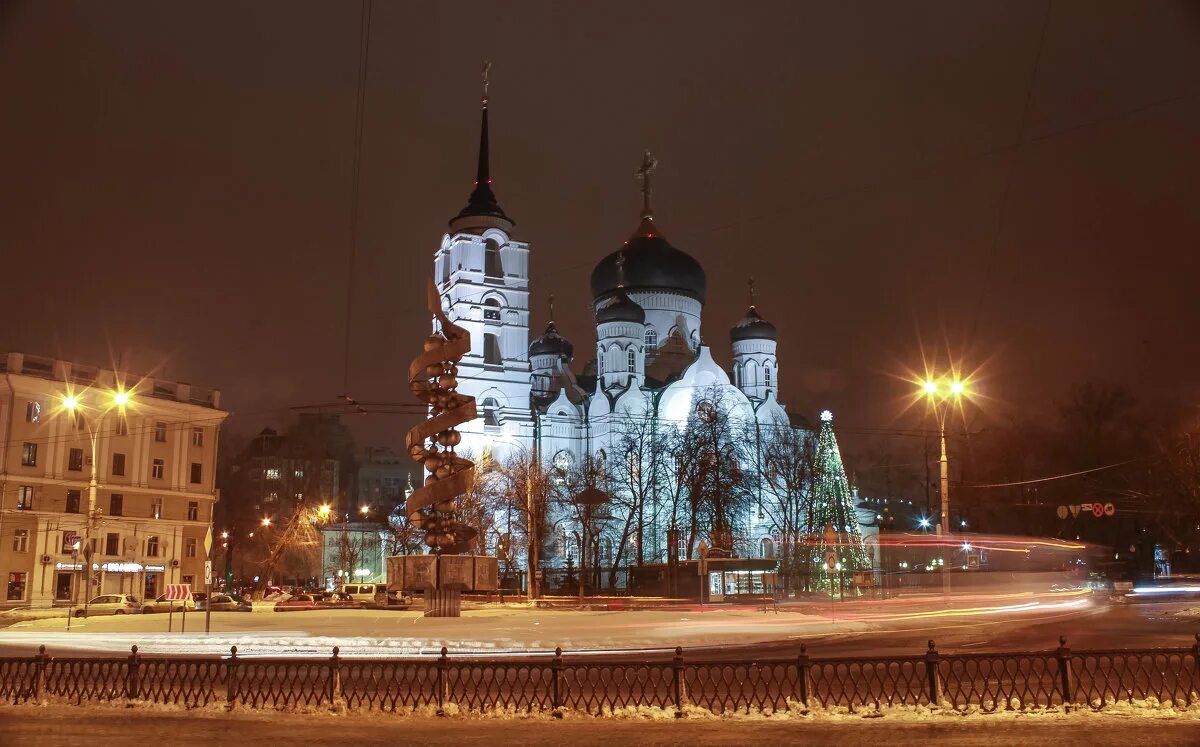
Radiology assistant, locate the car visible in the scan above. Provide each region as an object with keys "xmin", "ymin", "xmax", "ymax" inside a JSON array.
[
  {"xmin": 141, "ymin": 592, "xmax": 201, "ymax": 614},
  {"xmin": 274, "ymin": 594, "xmax": 320, "ymax": 611},
  {"xmin": 343, "ymin": 583, "xmax": 385, "ymax": 607},
  {"xmin": 74, "ymin": 594, "xmax": 141, "ymax": 617},
  {"xmin": 314, "ymin": 591, "xmax": 355, "ymax": 608},
  {"xmin": 382, "ymin": 589, "xmax": 414, "ymax": 609},
  {"xmin": 196, "ymin": 594, "xmax": 251, "ymax": 612}
]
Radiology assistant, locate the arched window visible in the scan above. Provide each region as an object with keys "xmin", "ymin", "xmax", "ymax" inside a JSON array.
[
  {"xmin": 627, "ymin": 349, "xmax": 636, "ymax": 373},
  {"xmin": 597, "ymin": 349, "xmax": 604, "ymax": 376},
  {"xmin": 745, "ymin": 360, "xmax": 759, "ymax": 388},
  {"xmin": 644, "ymin": 328, "xmax": 658, "ymax": 353},
  {"xmin": 483, "ymin": 333, "xmax": 501, "ymax": 365},
  {"xmin": 760, "ymin": 538, "xmax": 774, "ymax": 559},
  {"xmin": 764, "ymin": 365, "xmax": 772, "ymax": 389},
  {"xmin": 440, "ymin": 250, "xmax": 451, "ymax": 283},
  {"xmin": 484, "ymin": 239, "xmax": 503, "ymax": 278},
  {"xmin": 483, "ymin": 297, "xmax": 501, "ymax": 321},
  {"xmin": 481, "ymin": 397, "xmax": 499, "ymax": 426}
]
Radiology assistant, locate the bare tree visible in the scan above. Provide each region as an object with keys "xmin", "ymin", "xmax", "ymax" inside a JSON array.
[
  {"xmin": 760, "ymin": 420, "xmax": 816, "ymax": 593},
  {"xmin": 606, "ymin": 396, "xmax": 670, "ymax": 582},
  {"xmin": 496, "ymin": 445, "xmax": 556, "ymax": 597}
]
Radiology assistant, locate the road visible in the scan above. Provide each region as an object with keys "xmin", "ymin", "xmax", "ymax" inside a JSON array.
[
  {"xmin": 0, "ymin": 593, "xmax": 1194, "ymax": 660},
  {"xmin": 1, "ymin": 705, "xmax": 1197, "ymax": 746}
]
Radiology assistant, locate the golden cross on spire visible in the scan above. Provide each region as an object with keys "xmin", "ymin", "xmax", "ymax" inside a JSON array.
[
  {"xmin": 481, "ymin": 60, "xmax": 492, "ymax": 108},
  {"xmin": 636, "ymin": 150, "xmax": 658, "ymax": 219}
]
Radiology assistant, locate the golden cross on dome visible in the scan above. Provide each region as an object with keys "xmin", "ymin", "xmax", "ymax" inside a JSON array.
[
  {"xmin": 636, "ymin": 150, "xmax": 658, "ymax": 219},
  {"xmin": 748, "ymin": 276, "xmax": 756, "ymax": 308},
  {"xmin": 615, "ymin": 251, "xmax": 627, "ymax": 288}
]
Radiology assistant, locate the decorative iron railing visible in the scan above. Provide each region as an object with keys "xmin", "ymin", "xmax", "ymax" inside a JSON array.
[{"xmin": 1, "ymin": 636, "xmax": 1196, "ymax": 716}]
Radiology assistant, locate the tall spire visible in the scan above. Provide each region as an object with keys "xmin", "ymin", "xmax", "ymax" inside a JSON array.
[
  {"xmin": 632, "ymin": 150, "xmax": 662, "ymax": 239},
  {"xmin": 453, "ymin": 61, "xmax": 510, "ymax": 227}
]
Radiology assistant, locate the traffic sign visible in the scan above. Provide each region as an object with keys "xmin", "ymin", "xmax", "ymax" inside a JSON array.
[
  {"xmin": 63, "ymin": 531, "xmax": 79, "ymax": 548},
  {"xmin": 204, "ymin": 561, "xmax": 213, "ymax": 585},
  {"xmin": 203, "ymin": 527, "xmax": 213, "ymax": 556},
  {"xmin": 826, "ymin": 551, "xmax": 838, "ymax": 571},
  {"xmin": 165, "ymin": 584, "xmax": 191, "ymax": 601}
]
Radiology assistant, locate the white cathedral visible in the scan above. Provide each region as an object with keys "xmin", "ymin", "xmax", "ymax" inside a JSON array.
[{"xmin": 429, "ymin": 84, "xmax": 818, "ymax": 575}]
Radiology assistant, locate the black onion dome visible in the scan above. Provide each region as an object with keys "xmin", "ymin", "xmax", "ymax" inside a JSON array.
[
  {"xmin": 529, "ymin": 321, "xmax": 574, "ymax": 359},
  {"xmin": 730, "ymin": 306, "xmax": 778, "ymax": 343},
  {"xmin": 595, "ymin": 290, "xmax": 646, "ymax": 325},
  {"xmin": 590, "ymin": 217, "xmax": 707, "ymax": 304}
]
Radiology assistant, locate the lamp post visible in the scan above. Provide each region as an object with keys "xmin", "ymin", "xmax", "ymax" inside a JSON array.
[
  {"xmin": 918, "ymin": 376, "xmax": 967, "ymax": 595},
  {"xmin": 60, "ymin": 388, "xmax": 130, "ymax": 617}
]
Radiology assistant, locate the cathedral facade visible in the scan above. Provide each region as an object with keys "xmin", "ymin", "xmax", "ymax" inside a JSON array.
[{"xmin": 429, "ymin": 85, "xmax": 809, "ymax": 572}]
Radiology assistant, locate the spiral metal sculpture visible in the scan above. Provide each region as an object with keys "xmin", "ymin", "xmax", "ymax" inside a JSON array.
[{"xmin": 405, "ymin": 279, "xmax": 477, "ymax": 554}]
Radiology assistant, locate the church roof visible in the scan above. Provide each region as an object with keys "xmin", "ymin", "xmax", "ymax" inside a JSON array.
[
  {"xmin": 590, "ymin": 217, "xmax": 707, "ymax": 304},
  {"xmin": 730, "ymin": 305, "xmax": 778, "ymax": 342},
  {"xmin": 595, "ymin": 288, "xmax": 646, "ymax": 324},
  {"xmin": 450, "ymin": 72, "xmax": 512, "ymax": 230},
  {"xmin": 529, "ymin": 320, "xmax": 574, "ymax": 359}
]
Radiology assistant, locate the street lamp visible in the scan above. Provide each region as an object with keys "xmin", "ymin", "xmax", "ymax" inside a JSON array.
[
  {"xmin": 59, "ymin": 386, "xmax": 133, "ymax": 617},
  {"xmin": 261, "ymin": 517, "xmax": 271, "ymax": 527},
  {"xmin": 918, "ymin": 375, "xmax": 969, "ymax": 594}
]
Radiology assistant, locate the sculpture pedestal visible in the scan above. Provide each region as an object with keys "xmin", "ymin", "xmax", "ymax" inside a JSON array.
[{"xmin": 424, "ymin": 589, "xmax": 462, "ymax": 617}]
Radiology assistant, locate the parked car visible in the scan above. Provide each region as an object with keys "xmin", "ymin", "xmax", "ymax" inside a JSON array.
[
  {"xmin": 343, "ymin": 583, "xmax": 385, "ymax": 607},
  {"xmin": 315, "ymin": 591, "xmax": 355, "ymax": 608},
  {"xmin": 274, "ymin": 594, "xmax": 321, "ymax": 611},
  {"xmin": 196, "ymin": 594, "xmax": 251, "ymax": 612},
  {"xmin": 74, "ymin": 594, "xmax": 141, "ymax": 617},
  {"xmin": 382, "ymin": 589, "xmax": 414, "ymax": 609},
  {"xmin": 141, "ymin": 591, "xmax": 207, "ymax": 614}
]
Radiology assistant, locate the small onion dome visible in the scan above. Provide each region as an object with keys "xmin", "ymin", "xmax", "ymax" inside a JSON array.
[
  {"xmin": 730, "ymin": 305, "xmax": 777, "ymax": 343},
  {"xmin": 595, "ymin": 290, "xmax": 646, "ymax": 325},
  {"xmin": 590, "ymin": 217, "xmax": 707, "ymax": 304},
  {"xmin": 529, "ymin": 321, "xmax": 574, "ymax": 359},
  {"xmin": 575, "ymin": 485, "xmax": 609, "ymax": 506}
]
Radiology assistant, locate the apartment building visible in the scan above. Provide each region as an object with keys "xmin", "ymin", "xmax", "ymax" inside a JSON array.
[{"xmin": 0, "ymin": 352, "xmax": 227, "ymax": 607}]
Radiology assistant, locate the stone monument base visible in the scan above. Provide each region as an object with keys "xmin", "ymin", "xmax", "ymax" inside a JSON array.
[{"xmin": 424, "ymin": 588, "xmax": 462, "ymax": 617}]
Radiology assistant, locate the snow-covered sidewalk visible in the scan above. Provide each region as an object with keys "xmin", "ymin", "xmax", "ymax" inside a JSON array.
[{"xmin": 1, "ymin": 701, "xmax": 1197, "ymax": 747}]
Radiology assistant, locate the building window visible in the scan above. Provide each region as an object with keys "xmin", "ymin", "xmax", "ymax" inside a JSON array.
[
  {"xmin": 597, "ymin": 350, "xmax": 604, "ymax": 376},
  {"xmin": 627, "ymin": 349, "xmax": 636, "ymax": 373},
  {"xmin": 644, "ymin": 328, "xmax": 657, "ymax": 353},
  {"xmin": 25, "ymin": 401, "xmax": 42, "ymax": 423},
  {"xmin": 191, "ymin": 427, "xmax": 204, "ymax": 447},
  {"xmin": 764, "ymin": 366, "xmax": 772, "ymax": 389},
  {"xmin": 17, "ymin": 486, "xmax": 33, "ymax": 510},
  {"xmin": 483, "ymin": 298, "xmax": 501, "ymax": 321},
  {"xmin": 154, "ymin": 421, "xmax": 167, "ymax": 442},
  {"xmin": 264, "ymin": 467, "xmax": 281, "ymax": 480},
  {"xmin": 484, "ymin": 238, "xmax": 503, "ymax": 278},
  {"xmin": 146, "ymin": 536, "xmax": 159, "ymax": 557},
  {"xmin": 151, "ymin": 458, "xmax": 164, "ymax": 480},
  {"xmin": 66, "ymin": 490, "xmax": 81, "ymax": 514},
  {"xmin": 182, "ymin": 575, "xmax": 195, "ymax": 588},
  {"xmin": 760, "ymin": 538, "xmax": 775, "ymax": 559},
  {"xmin": 112, "ymin": 453, "xmax": 126, "ymax": 476},
  {"xmin": 185, "ymin": 537, "xmax": 197, "ymax": 558},
  {"xmin": 7, "ymin": 573, "xmax": 26, "ymax": 601},
  {"xmin": 115, "ymin": 418, "xmax": 128, "ymax": 437},
  {"xmin": 21, "ymin": 442, "xmax": 37, "ymax": 467},
  {"xmin": 109, "ymin": 493, "xmax": 123, "ymax": 517},
  {"xmin": 190, "ymin": 463, "xmax": 202, "ymax": 484},
  {"xmin": 294, "ymin": 469, "xmax": 304, "ymax": 479},
  {"xmin": 151, "ymin": 497, "xmax": 162, "ymax": 519},
  {"xmin": 265, "ymin": 491, "xmax": 278, "ymax": 503},
  {"xmin": 12, "ymin": 529, "xmax": 28, "ymax": 553},
  {"xmin": 483, "ymin": 333, "xmax": 501, "ymax": 365},
  {"xmin": 68, "ymin": 448, "xmax": 84, "ymax": 471},
  {"xmin": 187, "ymin": 501, "xmax": 199, "ymax": 521},
  {"xmin": 481, "ymin": 397, "xmax": 499, "ymax": 427},
  {"xmin": 105, "ymin": 533, "xmax": 119, "ymax": 556}
]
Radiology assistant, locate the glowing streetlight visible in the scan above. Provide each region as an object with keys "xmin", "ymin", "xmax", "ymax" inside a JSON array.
[
  {"xmin": 918, "ymin": 517, "xmax": 931, "ymax": 530},
  {"xmin": 112, "ymin": 390, "xmax": 130, "ymax": 407},
  {"xmin": 61, "ymin": 395, "xmax": 79, "ymax": 411},
  {"xmin": 261, "ymin": 517, "xmax": 271, "ymax": 527},
  {"xmin": 220, "ymin": 531, "xmax": 229, "ymax": 540},
  {"xmin": 922, "ymin": 380, "xmax": 938, "ymax": 396},
  {"xmin": 359, "ymin": 505, "xmax": 370, "ymax": 516},
  {"xmin": 318, "ymin": 504, "xmax": 332, "ymax": 519}
]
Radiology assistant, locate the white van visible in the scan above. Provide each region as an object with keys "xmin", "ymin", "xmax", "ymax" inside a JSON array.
[{"xmin": 342, "ymin": 583, "xmax": 385, "ymax": 607}]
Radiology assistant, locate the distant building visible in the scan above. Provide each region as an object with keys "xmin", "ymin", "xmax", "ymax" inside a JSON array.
[
  {"xmin": 320, "ymin": 521, "xmax": 386, "ymax": 587},
  {"xmin": 0, "ymin": 352, "xmax": 226, "ymax": 607},
  {"xmin": 354, "ymin": 447, "xmax": 409, "ymax": 516}
]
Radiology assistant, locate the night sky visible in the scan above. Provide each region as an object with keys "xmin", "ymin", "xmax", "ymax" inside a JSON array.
[{"xmin": 2, "ymin": 1, "xmax": 1198, "ymax": 454}]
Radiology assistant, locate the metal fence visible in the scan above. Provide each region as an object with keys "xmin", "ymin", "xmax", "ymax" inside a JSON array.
[{"xmin": 1, "ymin": 636, "xmax": 1197, "ymax": 716}]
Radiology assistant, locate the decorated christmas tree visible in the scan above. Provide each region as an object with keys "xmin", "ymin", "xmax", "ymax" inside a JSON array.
[{"xmin": 809, "ymin": 410, "xmax": 872, "ymax": 590}]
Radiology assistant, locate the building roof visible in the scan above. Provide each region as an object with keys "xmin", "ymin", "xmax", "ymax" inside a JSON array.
[
  {"xmin": 590, "ymin": 216, "xmax": 707, "ymax": 304},
  {"xmin": 730, "ymin": 306, "xmax": 778, "ymax": 342},
  {"xmin": 595, "ymin": 288, "xmax": 646, "ymax": 325},
  {"xmin": 528, "ymin": 320, "xmax": 574, "ymax": 359}
]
